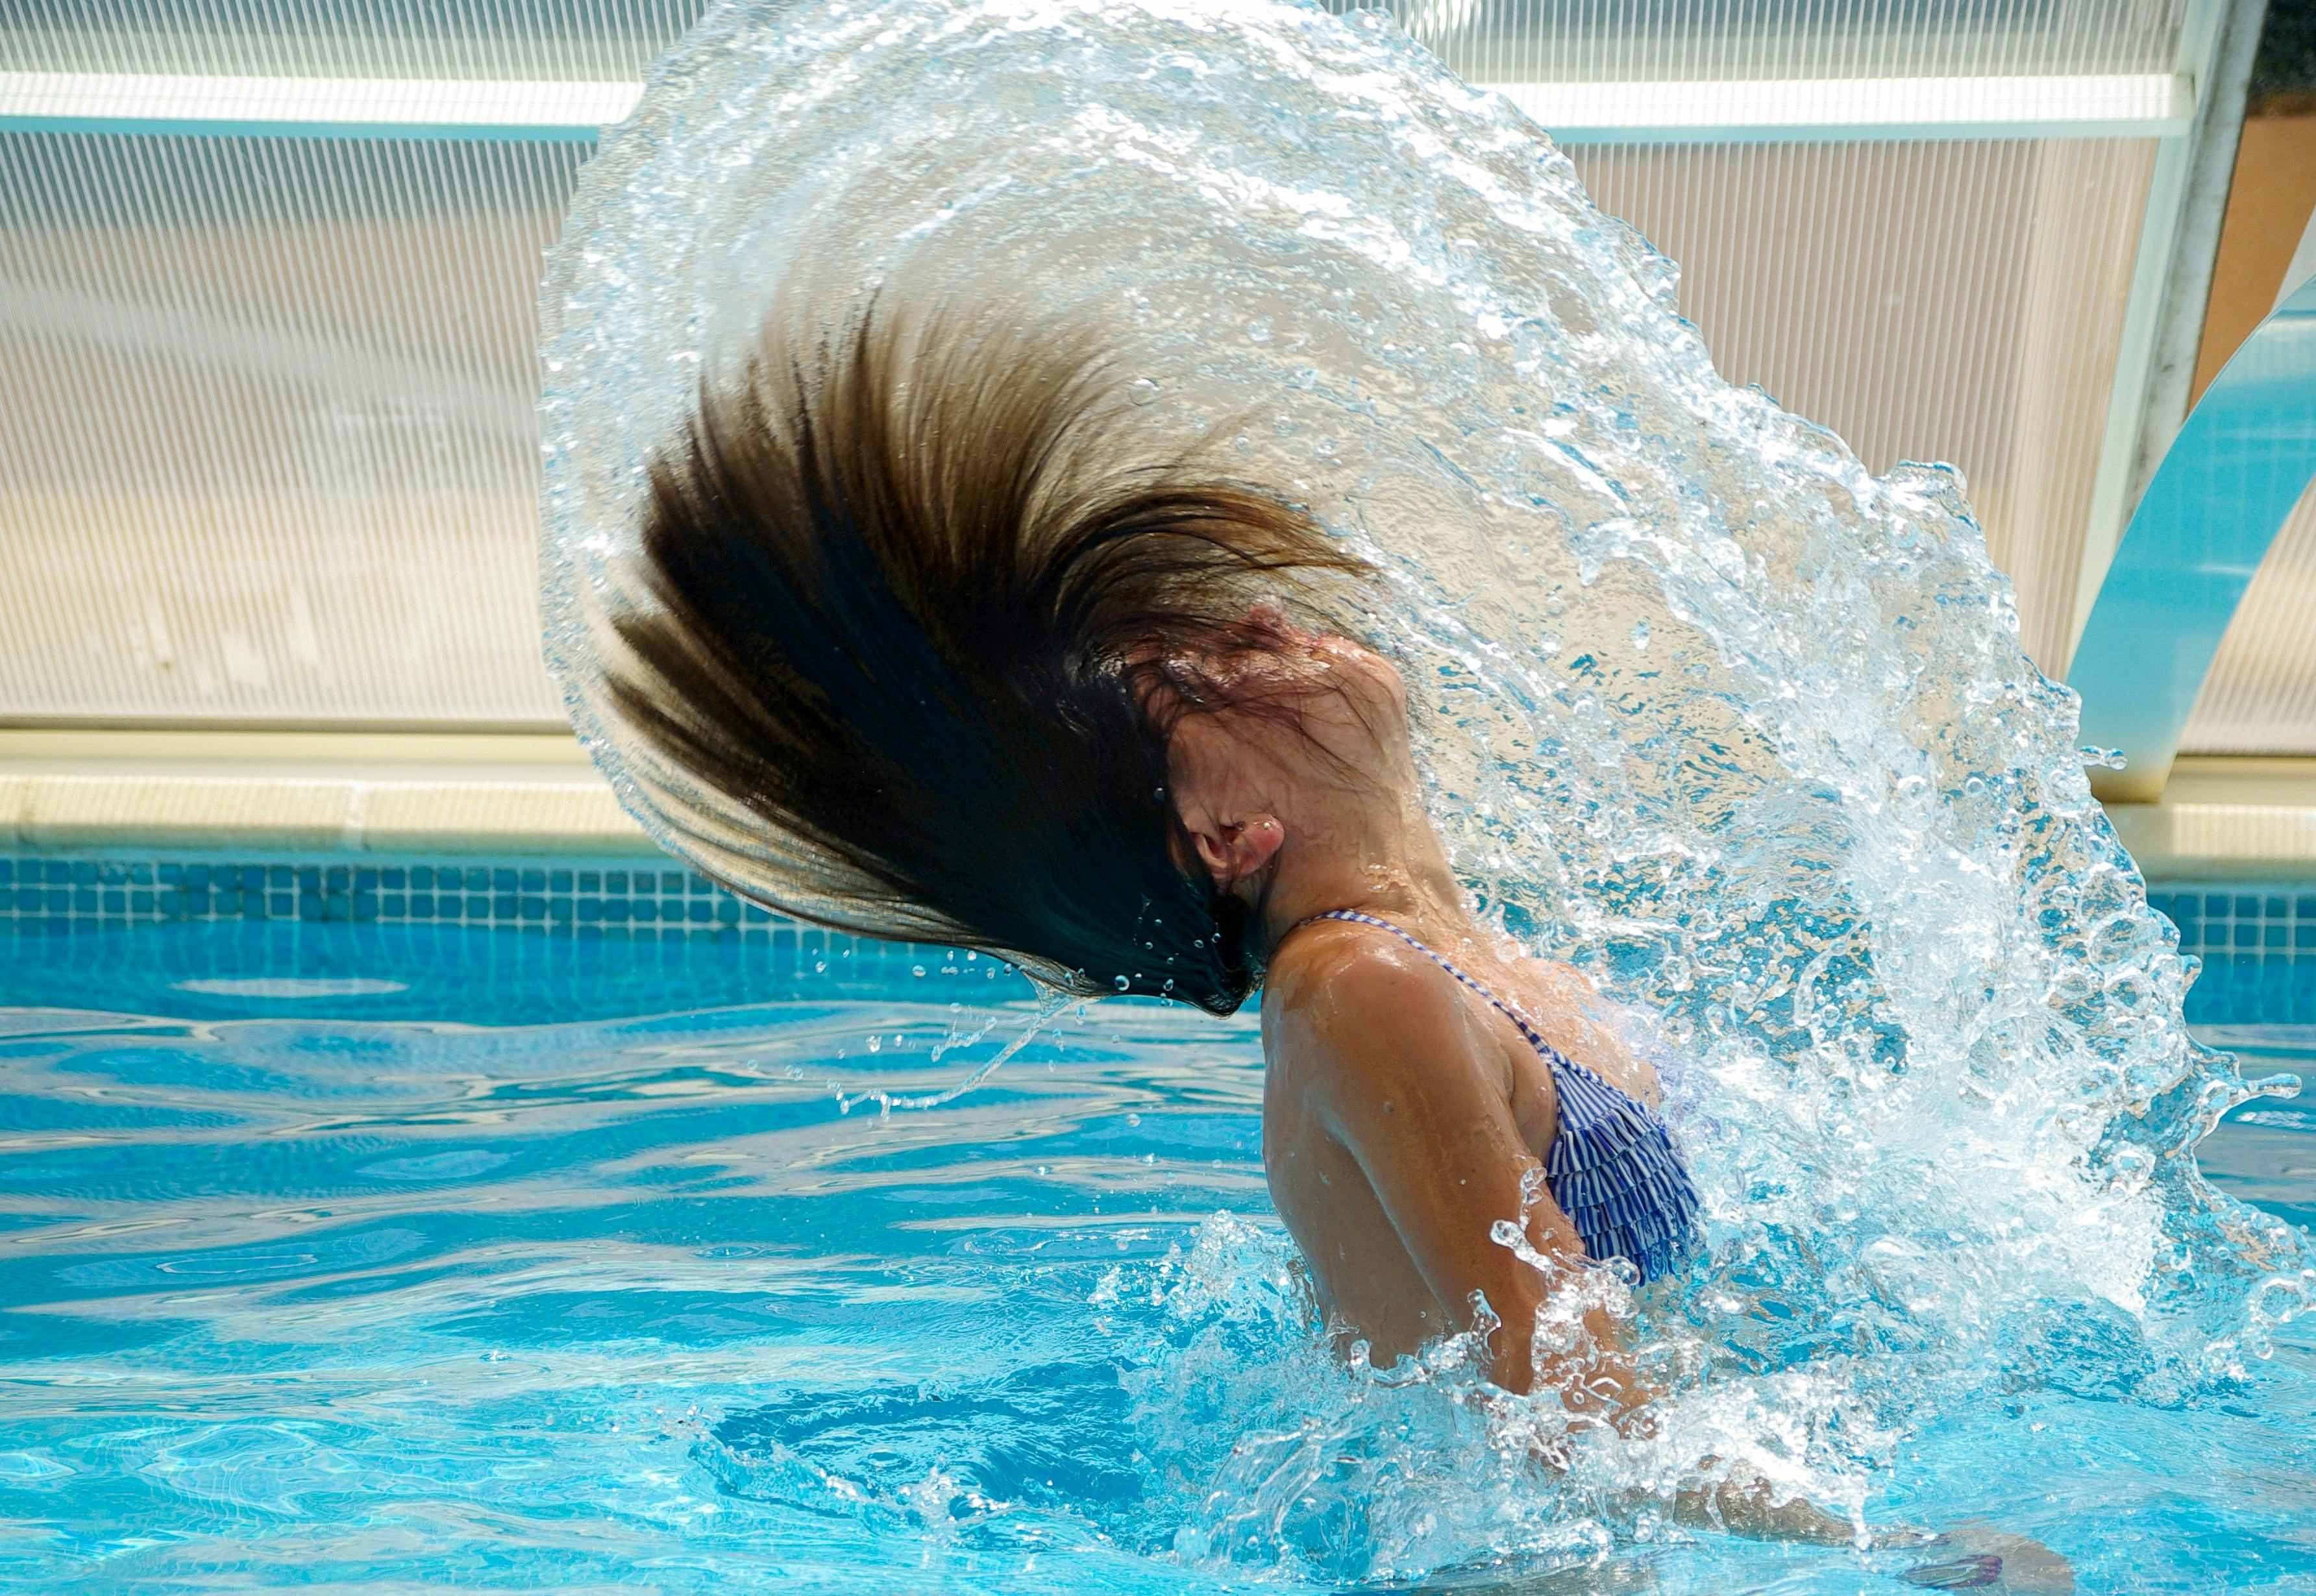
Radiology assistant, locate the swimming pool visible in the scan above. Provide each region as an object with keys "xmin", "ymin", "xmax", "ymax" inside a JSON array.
[{"xmin": 2, "ymin": 861, "xmax": 2310, "ymax": 1593}]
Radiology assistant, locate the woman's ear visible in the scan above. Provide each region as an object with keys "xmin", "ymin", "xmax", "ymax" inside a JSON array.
[{"xmin": 1189, "ymin": 815, "xmax": 1284, "ymax": 892}]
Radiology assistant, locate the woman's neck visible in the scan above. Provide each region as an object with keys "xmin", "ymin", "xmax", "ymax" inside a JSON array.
[{"xmin": 1257, "ymin": 784, "xmax": 1470, "ymax": 949}]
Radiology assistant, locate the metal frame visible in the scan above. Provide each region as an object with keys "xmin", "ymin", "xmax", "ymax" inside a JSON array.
[
  {"xmin": 1, "ymin": 68, "xmax": 2192, "ymax": 145},
  {"xmin": 2069, "ymin": 0, "xmax": 2262, "ymax": 667}
]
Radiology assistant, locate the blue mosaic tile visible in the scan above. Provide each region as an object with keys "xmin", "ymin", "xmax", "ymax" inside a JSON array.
[{"xmin": 5, "ymin": 855, "xmax": 2292, "ymax": 1015}]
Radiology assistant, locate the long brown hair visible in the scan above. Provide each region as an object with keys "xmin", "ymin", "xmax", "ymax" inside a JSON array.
[{"xmin": 601, "ymin": 295, "xmax": 1368, "ymax": 1013}]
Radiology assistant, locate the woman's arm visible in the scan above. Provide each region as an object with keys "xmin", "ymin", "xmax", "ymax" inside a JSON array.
[{"xmin": 1288, "ymin": 942, "xmax": 1638, "ymax": 1409}]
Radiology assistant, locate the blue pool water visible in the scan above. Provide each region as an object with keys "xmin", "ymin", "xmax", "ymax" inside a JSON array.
[{"xmin": 1, "ymin": 915, "xmax": 2310, "ymax": 1593}]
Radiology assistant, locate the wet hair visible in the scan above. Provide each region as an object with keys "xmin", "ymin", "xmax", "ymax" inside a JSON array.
[{"xmin": 600, "ymin": 296, "xmax": 1370, "ymax": 1014}]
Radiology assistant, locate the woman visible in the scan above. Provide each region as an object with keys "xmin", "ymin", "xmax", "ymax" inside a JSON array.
[{"xmin": 599, "ymin": 296, "xmax": 2047, "ymax": 1568}]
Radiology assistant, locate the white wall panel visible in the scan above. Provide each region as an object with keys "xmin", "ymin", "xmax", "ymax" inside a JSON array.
[
  {"xmin": 0, "ymin": 132, "xmax": 574, "ymax": 724},
  {"xmin": 1335, "ymin": 0, "xmax": 2187, "ymax": 82},
  {"xmin": 0, "ymin": 2, "xmax": 708, "ymax": 80},
  {"xmin": 6, "ymin": 1, "xmax": 2189, "ymax": 83},
  {"xmin": 0, "ymin": 1, "xmax": 2232, "ymax": 733}
]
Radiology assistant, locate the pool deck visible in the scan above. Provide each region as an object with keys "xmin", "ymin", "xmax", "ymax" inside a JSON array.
[{"xmin": 2, "ymin": 729, "xmax": 2312, "ymax": 883}]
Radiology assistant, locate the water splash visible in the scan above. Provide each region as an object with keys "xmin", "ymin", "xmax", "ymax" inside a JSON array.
[{"xmin": 537, "ymin": 0, "xmax": 2314, "ymax": 1575}]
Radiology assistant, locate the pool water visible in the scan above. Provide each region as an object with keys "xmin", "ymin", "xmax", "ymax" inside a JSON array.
[{"xmin": 1, "ymin": 918, "xmax": 2310, "ymax": 1593}]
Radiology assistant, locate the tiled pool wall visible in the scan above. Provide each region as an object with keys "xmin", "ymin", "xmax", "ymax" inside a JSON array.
[
  {"xmin": 0, "ymin": 853, "xmax": 789, "ymax": 937},
  {"xmin": 1, "ymin": 853, "xmax": 2309, "ymax": 1021},
  {"xmin": 2142, "ymin": 885, "xmax": 2315, "ymax": 1024},
  {"xmin": 0, "ymin": 852, "xmax": 977, "ymax": 981}
]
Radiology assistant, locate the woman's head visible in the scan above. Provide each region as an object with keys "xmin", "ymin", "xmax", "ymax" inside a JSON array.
[
  {"xmin": 1148, "ymin": 604, "xmax": 1416, "ymax": 923},
  {"xmin": 602, "ymin": 295, "xmax": 1374, "ymax": 1013}
]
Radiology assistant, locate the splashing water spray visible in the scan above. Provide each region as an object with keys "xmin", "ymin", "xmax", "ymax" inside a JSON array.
[{"xmin": 539, "ymin": 0, "xmax": 2313, "ymax": 1579}]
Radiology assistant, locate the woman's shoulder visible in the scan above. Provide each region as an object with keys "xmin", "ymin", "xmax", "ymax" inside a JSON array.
[
  {"xmin": 1262, "ymin": 920, "xmax": 1499, "ymax": 1080},
  {"xmin": 1264, "ymin": 916, "xmax": 1440, "ymax": 1011}
]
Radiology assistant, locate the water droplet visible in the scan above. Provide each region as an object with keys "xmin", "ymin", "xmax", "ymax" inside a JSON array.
[
  {"xmin": 911, "ymin": 964, "xmax": 926, "ymax": 977},
  {"xmin": 1629, "ymin": 620, "xmax": 1651, "ymax": 652},
  {"xmin": 1114, "ymin": 975, "xmax": 1132, "ymax": 992},
  {"xmin": 1126, "ymin": 376, "xmax": 1161, "ymax": 406},
  {"xmin": 867, "ymin": 1035, "xmax": 881, "ymax": 1053}
]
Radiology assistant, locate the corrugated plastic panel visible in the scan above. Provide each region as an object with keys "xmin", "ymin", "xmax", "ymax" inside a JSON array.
[
  {"xmin": 3, "ymin": 1, "xmax": 2188, "ymax": 82},
  {"xmin": 1335, "ymin": 0, "xmax": 2187, "ymax": 81},
  {"xmin": 0, "ymin": 1, "xmax": 2191, "ymax": 724},
  {"xmin": 0, "ymin": 1, "xmax": 709, "ymax": 80},
  {"xmin": 0, "ymin": 131, "xmax": 574, "ymax": 724}
]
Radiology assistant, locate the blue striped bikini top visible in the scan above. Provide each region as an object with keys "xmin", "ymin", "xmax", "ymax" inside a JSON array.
[{"xmin": 1299, "ymin": 909, "xmax": 1701, "ymax": 1286}]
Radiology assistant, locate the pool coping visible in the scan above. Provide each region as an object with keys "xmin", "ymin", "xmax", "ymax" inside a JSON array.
[
  {"xmin": 3, "ymin": 731, "xmax": 2313, "ymax": 880},
  {"xmin": 0, "ymin": 730, "xmax": 654, "ymax": 857}
]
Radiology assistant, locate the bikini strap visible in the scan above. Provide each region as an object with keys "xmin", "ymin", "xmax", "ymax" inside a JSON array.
[{"xmin": 1293, "ymin": 908, "xmax": 1581, "ymax": 1074}]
